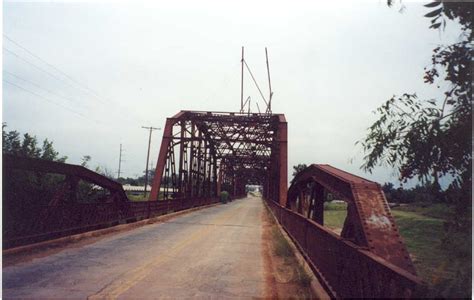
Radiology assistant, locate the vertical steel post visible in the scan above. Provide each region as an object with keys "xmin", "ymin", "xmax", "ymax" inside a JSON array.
[
  {"xmin": 277, "ymin": 115, "xmax": 288, "ymax": 206},
  {"xmin": 189, "ymin": 122, "xmax": 195, "ymax": 198},
  {"xmin": 178, "ymin": 121, "xmax": 185, "ymax": 197},
  {"xmin": 313, "ymin": 183, "xmax": 324, "ymax": 225},
  {"xmin": 196, "ymin": 130, "xmax": 203, "ymax": 197},
  {"xmin": 265, "ymin": 47, "xmax": 272, "ymax": 113},
  {"xmin": 240, "ymin": 46, "xmax": 244, "ymax": 112},
  {"xmin": 149, "ymin": 118, "xmax": 175, "ymax": 200}
]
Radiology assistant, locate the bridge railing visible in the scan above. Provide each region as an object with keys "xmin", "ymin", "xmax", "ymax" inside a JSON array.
[
  {"xmin": 4, "ymin": 202, "xmax": 129, "ymax": 248},
  {"xmin": 4, "ymin": 198, "xmax": 220, "ymax": 249},
  {"xmin": 3, "ymin": 155, "xmax": 220, "ymax": 249},
  {"xmin": 265, "ymin": 198, "xmax": 423, "ymax": 298}
]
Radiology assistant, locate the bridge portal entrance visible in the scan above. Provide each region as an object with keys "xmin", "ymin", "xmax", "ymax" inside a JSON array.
[{"xmin": 149, "ymin": 110, "xmax": 287, "ymax": 206}]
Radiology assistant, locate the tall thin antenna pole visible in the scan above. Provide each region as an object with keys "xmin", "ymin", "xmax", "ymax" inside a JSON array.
[
  {"xmin": 265, "ymin": 47, "xmax": 272, "ymax": 114},
  {"xmin": 240, "ymin": 46, "xmax": 244, "ymax": 113},
  {"xmin": 142, "ymin": 126, "xmax": 161, "ymax": 196},
  {"xmin": 117, "ymin": 144, "xmax": 123, "ymax": 179}
]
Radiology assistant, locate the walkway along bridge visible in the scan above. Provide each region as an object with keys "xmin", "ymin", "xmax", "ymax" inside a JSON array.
[{"xmin": 3, "ymin": 110, "xmax": 423, "ymax": 298}]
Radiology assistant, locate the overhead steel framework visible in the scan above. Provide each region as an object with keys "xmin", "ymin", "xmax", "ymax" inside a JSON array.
[{"xmin": 149, "ymin": 110, "xmax": 287, "ymax": 204}]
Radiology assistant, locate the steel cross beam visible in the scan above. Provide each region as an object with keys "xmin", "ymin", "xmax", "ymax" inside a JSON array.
[{"xmin": 149, "ymin": 110, "xmax": 287, "ymax": 204}]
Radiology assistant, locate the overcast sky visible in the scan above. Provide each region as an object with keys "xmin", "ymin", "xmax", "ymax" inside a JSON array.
[{"xmin": 2, "ymin": 0, "xmax": 462, "ymax": 186}]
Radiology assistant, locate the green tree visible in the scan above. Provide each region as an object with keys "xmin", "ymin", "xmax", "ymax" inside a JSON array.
[
  {"xmin": 95, "ymin": 165, "xmax": 115, "ymax": 180},
  {"xmin": 291, "ymin": 163, "xmax": 308, "ymax": 183},
  {"xmin": 81, "ymin": 155, "xmax": 92, "ymax": 167},
  {"xmin": 2, "ymin": 125, "xmax": 21, "ymax": 156},
  {"xmin": 359, "ymin": 2, "xmax": 472, "ymax": 196},
  {"xmin": 359, "ymin": 2, "xmax": 472, "ymax": 297},
  {"xmin": 20, "ymin": 133, "xmax": 40, "ymax": 158},
  {"xmin": 2, "ymin": 125, "xmax": 67, "ymax": 162}
]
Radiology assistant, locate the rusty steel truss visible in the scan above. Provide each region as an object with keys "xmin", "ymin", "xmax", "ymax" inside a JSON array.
[
  {"xmin": 149, "ymin": 110, "xmax": 288, "ymax": 204},
  {"xmin": 277, "ymin": 164, "xmax": 421, "ymax": 297},
  {"xmin": 287, "ymin": 164, "xmax": 416, "ymax": 274}
]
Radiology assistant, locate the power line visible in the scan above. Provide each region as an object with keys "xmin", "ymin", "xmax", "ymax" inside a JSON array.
[
  {"xmin": 4, "ymin": 47, "xmax": 142, "ymax": 125},
  {"xmin": 3, "ymin": 70, "xmax": 87, "ymax": 108},
  {"xmin": 4, "ymin": 35, "xmax": 109, "ymax": 104},
  {"xmin": 4, "ymin": 35, "xmax": 159, "ymax": 127},
  {"xmin": 4, "ymin": 48, "xmax": 71, "ymax": 84},
  {"xmin": 3, "ymin": 47, "xmax": 105, "ymax": 103},
  {"xmin": 3, "ymin": 79, "xmax": 101, "ymax": 124}
]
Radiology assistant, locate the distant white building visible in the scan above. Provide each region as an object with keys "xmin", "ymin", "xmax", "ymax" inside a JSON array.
[{"xmin": 122, "ymin": 184, "xmax": 152, "ymax": 195}]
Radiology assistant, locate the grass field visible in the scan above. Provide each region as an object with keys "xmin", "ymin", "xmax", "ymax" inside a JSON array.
[
  {"xmin": 126, "ymin": 192, "xmax": 164, "ymax": 201},
  {"xmin": 323, "ymin": 202, "xmax": 347, "ymax": 230},
  {"xmin": 322, "ymin": 201, "xmax": 471, "ymax": 298}
]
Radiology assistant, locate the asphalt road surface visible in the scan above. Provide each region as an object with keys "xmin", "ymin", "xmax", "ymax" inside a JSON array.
[{"xmin": 3, "ymin": 196, "xmax": 266, "ymax": 299}]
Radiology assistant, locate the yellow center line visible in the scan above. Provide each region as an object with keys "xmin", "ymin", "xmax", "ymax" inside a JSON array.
[{"xmin": 88, "ymin": 202, "xmax": 244, "ymax": 300}]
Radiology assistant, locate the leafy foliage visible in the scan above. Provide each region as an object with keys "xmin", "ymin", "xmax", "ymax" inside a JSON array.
[
  {"xmin": 3, "ymin": 124, "xmax": 67, "ymax": 162},
  {"xmin": 359, "ymin": 2, "xmax": 472, "ymax": 192},
  {"xmin": 291, "ymin": 163, "xmax": 308, "ymax": 182},
  {"xmin": 383, "ymin": 182, "xmax": 442, "ymax": 204},
  {"xmin": 359, "ymin": 2, "xmax": 472, "ymax": 297}
]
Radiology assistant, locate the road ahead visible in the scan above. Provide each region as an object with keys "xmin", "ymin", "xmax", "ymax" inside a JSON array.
[{"xmin": 3, "ymin": 196, "xmax": 266, "ymax": 299}]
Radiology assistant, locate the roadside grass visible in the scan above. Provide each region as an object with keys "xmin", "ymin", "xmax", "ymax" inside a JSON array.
[
  {"xmin": 271, "ymin": 226, "xmax": 312, "ymax": 288},
  {"xmin": 321, "ymin": 201, "xmax": 471, "ymax": 298},
  {"xmin": 272, "ymin": 227, "xmax": 293, "ymax": 257}
]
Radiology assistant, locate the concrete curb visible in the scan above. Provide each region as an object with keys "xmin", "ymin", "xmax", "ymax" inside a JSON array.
[
  {"xmin": 3, "ymin": 202, "xmax": 220, "ymax": 258},
  {"xmin": 263, "ymin": 201, "xmax": 331, "ymax": 300}
]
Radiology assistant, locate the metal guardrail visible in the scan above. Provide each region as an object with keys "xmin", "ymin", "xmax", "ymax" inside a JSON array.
[{"xmin": 265, "ymin": 198, "xmax": 424, "ymax": 298}]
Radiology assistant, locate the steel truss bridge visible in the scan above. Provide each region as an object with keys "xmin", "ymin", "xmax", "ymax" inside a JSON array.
[{"xmin": 3, "ymin": 110, "xmax": 423, "ymax": 298}]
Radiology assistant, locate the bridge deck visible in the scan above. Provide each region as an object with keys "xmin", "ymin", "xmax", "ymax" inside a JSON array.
[{"xmin": 3, "ymin": 197, "xmax": 272, "ymax": 299}]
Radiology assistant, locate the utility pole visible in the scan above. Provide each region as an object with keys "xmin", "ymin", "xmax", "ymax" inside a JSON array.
[
  {"xmin": 150, "ymin": 160, "xmax": 154, "ymax": 172},
  {"xmin": 117, "ymin": 143, "xmax": 124, "ymax": 179},
  {"xmin": 142, "ymin": 126, "xmax": 161, "ymax": 196}
]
